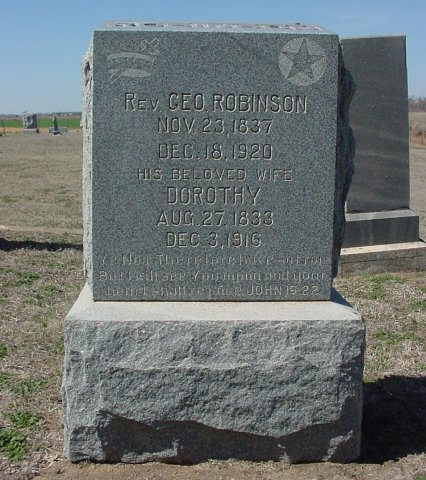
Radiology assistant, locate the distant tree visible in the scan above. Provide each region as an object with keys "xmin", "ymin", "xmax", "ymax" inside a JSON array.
[{"xmin": 409, "ymin": 96, "xmax": 426, "ymax": 112}]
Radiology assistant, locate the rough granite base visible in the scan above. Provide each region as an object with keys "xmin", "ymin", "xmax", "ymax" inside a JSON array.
[{"xmin": 63, "ymin": 285, "xmax": 365, "ymax": 464}]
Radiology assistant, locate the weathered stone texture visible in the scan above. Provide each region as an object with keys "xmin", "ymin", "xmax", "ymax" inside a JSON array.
[{"xmin": 63, "ymin": 285, "xmax": 365, "ymax": 464}]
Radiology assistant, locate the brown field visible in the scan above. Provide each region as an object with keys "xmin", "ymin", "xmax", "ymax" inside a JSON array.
[
  {"xmin": 411, "ymin": 144, "xmax": 426, "ymax": 239},
  {"xmin": 0, "ymin": 132, "xmax": 425, "ymax": 480},
  {"xmin": 0, "ymin": 133, "xmax": 82, "ymax": 230},
  {"xmin": 409, "ymin": 112, "xmax": 426, "ymax": 145}
]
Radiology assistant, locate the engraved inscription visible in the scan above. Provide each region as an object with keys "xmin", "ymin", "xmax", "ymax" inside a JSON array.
[
  {"xmin": 279, "ymin": 37, "xmax": 327, "ymax": 86},
  {"xmin": 125, "ymin": 93, "xmax": 307, "ymax": 114},
  {"xmin": 165, "ymin": 186, "xmax": 261, "ymax": 205},
  {"xmin": 96, "ymin": 26, "xmax": 337, "ymax": 301},
  {"xmin": 108, "ymin": 87, "xmax": 321, "ymax": 297},
  {"xmin": 135, "ymin": 91, "xmax": 294, "ymax": 256},
  {"xmin": 98, "ymin": 252, "xmax": 331, "ymax": 299},
  {"xmin": 109, "ymin": 39, "xmax": 160, "ymax": 83}
]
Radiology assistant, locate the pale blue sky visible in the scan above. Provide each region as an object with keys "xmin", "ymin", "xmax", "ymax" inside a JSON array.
[{"xmin": 1, "ymin": 0, "xmax": 424, "ymax": 113}]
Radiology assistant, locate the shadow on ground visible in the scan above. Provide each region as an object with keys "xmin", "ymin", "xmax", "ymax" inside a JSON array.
[
  {"xmin": 0, "ymin": 236, "xmax": 82, "ymax": 252},
  {"xmin": 360, "ymin": 375, "xmax": 426, "ymax": 463}
]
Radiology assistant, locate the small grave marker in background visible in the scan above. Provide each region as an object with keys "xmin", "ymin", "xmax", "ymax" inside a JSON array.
[{"xmin": 22, "ymin": 113, "xmax": 39, "ymax": 133}]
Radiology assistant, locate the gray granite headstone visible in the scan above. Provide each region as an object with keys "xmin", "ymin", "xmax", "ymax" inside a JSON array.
[
  {"xmin": 63, "ymin": 21, "xmax": 364, "ymax": 465},
  {"xmin": 83, "ymin": 21, "xmax": 348, "ymax": 301},
  {"xmin": 341, "ymin": 36, "xmax": 420, "ymax": 247},
  {"xmin": 22, "ymin": 113, "xmax": 39, "ymax": 133}
]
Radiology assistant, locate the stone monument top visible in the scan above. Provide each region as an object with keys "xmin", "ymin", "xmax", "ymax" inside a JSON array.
[
  {"xmin": 99, "ymin": 20, "xmax": 331, "ymax": 33},
  {"xmin": 83, "ymin": 21, "xmax": 353, "ymax": 301}
]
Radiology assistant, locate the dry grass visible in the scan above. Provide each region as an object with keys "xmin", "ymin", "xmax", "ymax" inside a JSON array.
[
  {"xmin": 0, "ymin": 133, "xmax": 82, "ymax": 229},
  {"xmin": 410, "ymin": 112, "xmax": 426, "ymax": 145},
  {"xmin": 338, "ymin": 273, "xmax": 426, "ymax": 377},
  {"xmin": 0, "ymin": 231, "xmax": 84, "ymax": 477},
  {"xmin": 410, "ymin": 145, "xmax": 426, "ymax": 239},
  {"xmin": 410, "ymin": 112, "xmax": 426, "ymax": 132}
]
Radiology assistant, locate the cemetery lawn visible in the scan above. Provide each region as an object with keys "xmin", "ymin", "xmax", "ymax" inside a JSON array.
[
  {"xmin": 0, "ymin": 133, "xmax": 82, "ymax": 230},
  {"xmin": 0, "ymin": 116, "xmax": 81, "ymax": 132},
  {"xmin": 0, "ymin": 133, "xmax": 425, "ymax": 479}
]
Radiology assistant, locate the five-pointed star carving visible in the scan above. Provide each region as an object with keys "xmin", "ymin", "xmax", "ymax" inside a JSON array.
[{"xmin": 285, "ymin": 38, "xmax": 324, "ymax": 81}]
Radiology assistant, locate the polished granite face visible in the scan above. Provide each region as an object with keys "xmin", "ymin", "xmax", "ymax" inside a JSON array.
[
  {"xmin": 84, "ymin": 22, "xmax": 340, "ymax": 301},
  {"xmin": 342, "ymin": 36, "xmax": 410, "ymax": 213}
]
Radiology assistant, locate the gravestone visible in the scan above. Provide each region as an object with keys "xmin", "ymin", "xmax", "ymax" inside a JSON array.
[
  {"xmin": 83, "ymin": 21, "xmax": 348, "ymax": 301},
  {"xmin": 22, "ymin": 113, "xmax": 39, "ymax": 133},
  {"xmin": 63, "ymin": 21, "xmax": 365, "ymax": 464},
  {"xmin": 341, "ymin": 36, "xmax": 420, "ymax": 247},
  {"xmin": 51, "ymin": 114, "xmax": 62, "ymax": 135}
]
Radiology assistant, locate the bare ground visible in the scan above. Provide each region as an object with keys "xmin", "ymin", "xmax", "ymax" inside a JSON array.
[
  {"xmin": 0, "ymin": 133, "xmax": 425, "ymax": 480},
  {"xmin": 0, "ymin": 133, "xmax": 82, "ymax": 230},
  {"xmin": 409, "ymin": 112, "xmax": 426, "ymax": 146},
  {"xmin": 410, "ymin": 144, "xmax": 426, "ymax": 239}
]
